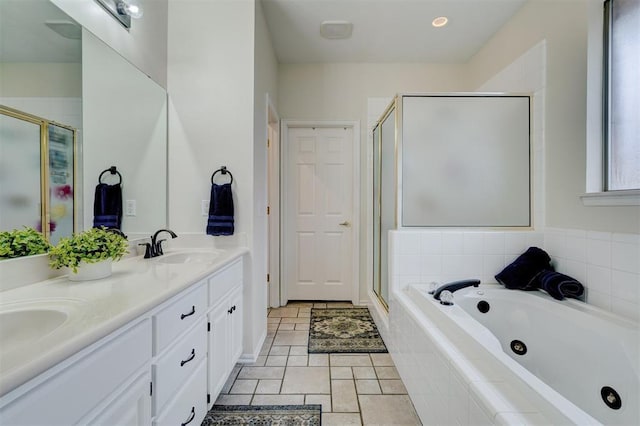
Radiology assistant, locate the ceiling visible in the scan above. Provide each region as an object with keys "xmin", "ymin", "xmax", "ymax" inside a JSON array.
[
  {"xmin": 0, "ymin": 0, "xmax": 81, "ymax": 63},
  {"xmin": 261, "ymin": 0, "xmax": 528, "ymax": 63}
]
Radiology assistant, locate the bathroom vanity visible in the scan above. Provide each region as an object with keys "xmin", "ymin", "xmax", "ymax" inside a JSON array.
[{"xmin": 0, "ymin": 248, "xmax": 247, "ymax": 426}]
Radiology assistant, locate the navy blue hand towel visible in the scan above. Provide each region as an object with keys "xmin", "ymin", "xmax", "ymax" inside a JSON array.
[
  {"xmin": 495, "ymin": 247, "xmax": 553, "ymax": 290},
  {"xmin": 93, "ymin": 183, "xmax": 122, "ymax": 229},
  {"xmin": 536, "ymin": 270, "xmax": 584, "ymax": 300},
  {"xmin": 206, "ymin": 183, "xmax": 234, "ymax": 236}
]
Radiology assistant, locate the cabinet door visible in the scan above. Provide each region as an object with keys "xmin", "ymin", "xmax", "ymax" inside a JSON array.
[
  {"xmin": 82, "ymin": 370, "xmax": 151, "ymax": 426},
  {"xmin": 207, "ymin": 303, "xmax": 229, "ymax": 400},
  {"xmin": 229, "ymin": 288, "xmax": 243, "ymax": 364}
]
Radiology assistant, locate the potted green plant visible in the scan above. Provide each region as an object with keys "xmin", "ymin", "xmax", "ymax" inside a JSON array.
[
  {"xmin": 49, "ymin": 227, "xmax": 129, "ymax": 281},
  {"xmin": 0, "ymin": 227, "xmax": 51, "ymax": 259}
]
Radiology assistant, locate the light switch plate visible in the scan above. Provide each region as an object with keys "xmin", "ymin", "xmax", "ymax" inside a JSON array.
[
  {"xmin": 201, "ymin": 200, "xmax": 210, "ymax": 216},
  {"xmin": 125, "ymin": 200, "xmax": 136, "ymax": 216}
]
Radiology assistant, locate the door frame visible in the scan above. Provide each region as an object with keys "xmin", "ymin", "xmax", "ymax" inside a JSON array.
[
  {"xmin": 266, "ymin": 94, "xmax": 280, "ymax": 308},
  {"xmin": 281, "ymin": 120, "xmax": 361, "ymax": 305}
]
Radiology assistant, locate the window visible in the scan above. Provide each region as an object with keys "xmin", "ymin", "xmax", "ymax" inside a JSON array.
[{"xmin": 604, "ymin": 0, "xmax": 640, "ymax": 191}]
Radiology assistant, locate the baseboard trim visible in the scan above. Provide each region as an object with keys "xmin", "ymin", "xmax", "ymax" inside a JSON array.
[
  {"xmin": 367, "ymin": 290, "xmax": 390, "ymax": 344},
  {"xmin": 238, "ymin": 329, "xmax": 266, "ymax": 364}
]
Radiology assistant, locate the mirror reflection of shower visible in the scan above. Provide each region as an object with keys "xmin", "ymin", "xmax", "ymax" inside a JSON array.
[{"xmin": 0, "ymin": 106, "xmax": 77, "ymax": 245}]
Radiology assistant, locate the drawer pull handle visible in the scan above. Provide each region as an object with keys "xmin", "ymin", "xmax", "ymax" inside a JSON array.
[
  {"xmin": 181, "ymin": 407, "xmax": 195, "ymax": 426},
  {"xmin": 180, "ymin": 349, "xmax": 196, "ymax": 367},
  {"xmin": 181, "ymin": 306, "xmax": 195, "ymax": 320}
]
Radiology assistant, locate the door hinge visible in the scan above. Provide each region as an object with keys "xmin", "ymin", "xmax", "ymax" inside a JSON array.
[
  {"xmin": 267, "ymin": 206, "xmax": 270, "ymax": 215},
  {"xmin": 207, "ymin": 321, "xmax": 211, "ymax": 332},
  {"xmin": 267, "ymin": 273, "xmax": 270, "ymax": 283},
  {"xmin": 207, "ymin": 393, "xmax": 211, "ymax": 404},
  {"xmin": 150, "ymin": 381, "xmax": 153, "ymax": 396},
  {"xmin": 267, "ymin": 139, "xmax": 270, "ymax": 148}
]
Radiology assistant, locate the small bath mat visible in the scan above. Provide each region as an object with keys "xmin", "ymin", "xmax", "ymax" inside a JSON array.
[
  {"xmin": 308, "ymin": 308, "xmax": 388, "ymax": 353},
  {"xmin": 202, "ymin": 404, "xmax": 321, "ymax": 426}
]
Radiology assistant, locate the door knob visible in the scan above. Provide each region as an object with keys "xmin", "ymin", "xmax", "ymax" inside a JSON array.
[{"xmin": 339, "ymin": 221, "xmax": 351, "ymax": 227}]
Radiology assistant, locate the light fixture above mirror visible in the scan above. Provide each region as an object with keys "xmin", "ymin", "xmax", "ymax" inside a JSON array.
[{"xmin": 94, "ymin": 0, "xmax": 143, "ymax": 29}]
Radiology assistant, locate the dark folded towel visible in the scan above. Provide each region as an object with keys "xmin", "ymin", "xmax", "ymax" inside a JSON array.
[
  {"xmin": 206, "ymin": 183, "xmax": 234, "ymax": 236},
  {"xmin": 93, "ymin": 183, "xmax": 122, "ymax": 229},
  {"xmin": 495, "ymin": 247, "xmax": 552, "ymax": 290},
  {"xmin": 536, "ymin": 270, "xmax": 584, "ymax": 300}
]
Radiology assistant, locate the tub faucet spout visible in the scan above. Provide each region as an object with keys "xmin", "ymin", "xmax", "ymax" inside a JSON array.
[{"xmin": 433, "ymin": 279, "xmax": 481, "ymax": 301}]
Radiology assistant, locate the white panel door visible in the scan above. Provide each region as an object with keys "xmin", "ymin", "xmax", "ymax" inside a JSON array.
[{"xmin": 285, "ymin": 126, "xmax": 354, "ymax": 301}]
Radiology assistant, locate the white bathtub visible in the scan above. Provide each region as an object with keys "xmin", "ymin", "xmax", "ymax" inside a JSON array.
[{"xmin": 389, "ymin": 284, "xmax": 640, "ymax": 425}]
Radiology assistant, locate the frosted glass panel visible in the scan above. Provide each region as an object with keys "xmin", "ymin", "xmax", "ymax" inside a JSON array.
[
  {"xmin": 48, "ymin": 124, "xmax": 75, "ymax": 245},
  {"xmin": 0, "ymin": 113, "xmax": 42, "ymax": 232},
  {"xmin": 402, "ymin": 96, "xmax": 530, "ymax": 227}
]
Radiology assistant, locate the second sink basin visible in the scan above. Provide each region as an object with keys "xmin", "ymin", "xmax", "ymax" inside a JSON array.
[{"xmin": 156, "ymin": 251, "xmax": 219, "ymax": 265}]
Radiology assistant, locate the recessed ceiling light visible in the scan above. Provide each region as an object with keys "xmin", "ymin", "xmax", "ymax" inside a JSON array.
[
  {"xmin": 432, "ymin": 16, "xmax": 448, "ymax": 28},
  {"xmin": 320, "ymin": 21, "xmax": 353, "ymax": 39}
]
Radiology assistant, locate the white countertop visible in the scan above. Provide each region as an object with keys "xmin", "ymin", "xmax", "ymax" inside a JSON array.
[{"xmin": 0, "ymin": 247, "xmax": 248, "ymax": 398}]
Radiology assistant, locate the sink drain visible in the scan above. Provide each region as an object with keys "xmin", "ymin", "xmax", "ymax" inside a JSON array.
[
  {"xmin": 510, "ymin": 340, "xmax": 527, "ymax": 355},
  {"xmin": 477, "ymin": 300, "xmax": 490, "ymax": 313},
  {"xmin": 601, "ymin": 386, "xmax": 622, "ymax": 410}
]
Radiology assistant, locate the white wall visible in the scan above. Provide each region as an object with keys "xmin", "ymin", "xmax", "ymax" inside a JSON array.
[
  {"xmin": 278, "ymin": 63, "xmax": 468, "ymax": 302},
  {"xmin": 466, "ymin": 0, "xmax": 639, "ymax": 234},
  {"xmin": 0, "ymin": 63, "xmax": 81, "ymax": 97},
  {"xmin": 168, "ymin": 0, "xmax": 271, "ymax": 359},
  {"xmin": 50, "ymin": 0, "xmax": 168, "ymax": 87},
  {"xmin": 252, "ymin": 0, "xmax": 278, "ymax": 323}
]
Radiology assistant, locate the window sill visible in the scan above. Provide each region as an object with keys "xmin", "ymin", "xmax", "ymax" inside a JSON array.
[{"xmin": 581, "ymin": 190, "xmax": 640, "ymax": 206}]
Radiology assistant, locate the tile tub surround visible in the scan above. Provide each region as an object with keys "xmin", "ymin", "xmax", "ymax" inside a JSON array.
[
  {"xmin": 219, "ymin": 304, "xmax": 421, "ymax": 426},
  {"xmin": 390, "ymin": 229, "xmax": 640, "ymax": 322}
]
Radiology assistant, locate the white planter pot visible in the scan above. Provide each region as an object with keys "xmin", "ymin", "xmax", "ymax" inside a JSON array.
[{"xmin": 67, "ymin": 259, "xmax": 113, "ymax": 281}]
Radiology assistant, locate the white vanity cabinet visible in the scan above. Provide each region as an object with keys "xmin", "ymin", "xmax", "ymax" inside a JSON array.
[
  {"xmin": 0, "ymin": 319, "xmax": 152, "ymax": 426},
  {"xmin": 0, "ymin": 252, "xmax": 246, "ymax": 426},
  {"xmin": 207, "ymin": 259, "xmax": 243, "ymax": 405}
]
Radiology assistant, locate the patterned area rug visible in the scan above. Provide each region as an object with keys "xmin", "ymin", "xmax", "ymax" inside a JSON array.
[
  {"xmin": 308, "ymin": 308, "xmax": 388, "ymax": 353},
  {"xmin": 202, "ymin": 404, "xmax": 321, "ymax": 426}
]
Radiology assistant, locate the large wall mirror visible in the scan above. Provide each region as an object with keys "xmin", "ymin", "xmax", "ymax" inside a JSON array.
[{"xmin": 0, "ymin": 0, "xmax": 167, "ymax": 250}]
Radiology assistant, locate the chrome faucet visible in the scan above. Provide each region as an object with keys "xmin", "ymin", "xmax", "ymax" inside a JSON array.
[
  {"xmin": 432, "ymin": 279, "xmax": 480, "ymax": 303},
  {"xmin": 139, "ymin": 229, "xmax": 178, "ymax": 258}
]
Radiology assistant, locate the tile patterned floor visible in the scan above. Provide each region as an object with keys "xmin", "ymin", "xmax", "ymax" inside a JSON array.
[{"xmin": 215, "ymin": 302, "xmax": 422, "ymax": 425}]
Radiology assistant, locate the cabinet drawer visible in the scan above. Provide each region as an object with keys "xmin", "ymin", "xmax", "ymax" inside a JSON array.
[
  {"xmin": 153, "ymin": 318, "xmax": 207, "ymax": 413},
  {"xmin": 153, "ymin": 358, "xmax": 207, "ymax": 426},
  {"xmin": 154, "ymin": 283, "xmax": 207, "ymax": 355},
  {"xmin": 208, "ymin": 259, "xmax": 242, "ymax": 305},
  {"xmin": 0, "ymin": 319, "xmax": 151, "ymax": 426}
]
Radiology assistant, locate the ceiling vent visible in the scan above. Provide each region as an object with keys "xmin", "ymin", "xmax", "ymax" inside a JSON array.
[
  {"xmin": 320, "ymin": 21, "xmax": 353, "ymax": 39},
  {"xmin": 45, "ymin": 20, "xmax": 81, "ymax": 40}
]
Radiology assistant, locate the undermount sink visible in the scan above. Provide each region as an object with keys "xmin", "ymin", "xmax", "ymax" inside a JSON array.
[
  {"xmin": 0, "ymin": 308, "xmax": 69, "ymax": 348},
  {"xmin": 156, "ymin": 251, "xmax": 219, "ymax": 265}
]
